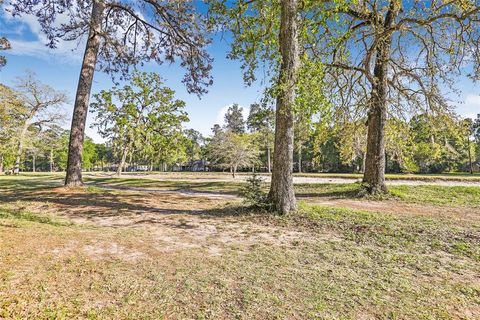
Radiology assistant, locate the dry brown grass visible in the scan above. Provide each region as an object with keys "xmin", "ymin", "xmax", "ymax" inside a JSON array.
[{"xmin": 1, "ymin": 175, "xmax": 479, "ymax": 319}]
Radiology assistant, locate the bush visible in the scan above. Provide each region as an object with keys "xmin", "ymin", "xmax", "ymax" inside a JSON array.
[{"xmin": 240, "ymin": 174, "xmax": 271, "ymax": 210}]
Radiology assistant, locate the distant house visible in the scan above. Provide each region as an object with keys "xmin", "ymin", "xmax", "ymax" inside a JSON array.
[
  {"xmin": 473, "ymin": 161, "xmax": 480, "ymax": 173},
  {"xmin": 173, "ymin": 160, "xmax": 209, "ymax": 172},
  {"xmin": 126, "ymin": 165, "xmax": 149, "ymax": 172}
]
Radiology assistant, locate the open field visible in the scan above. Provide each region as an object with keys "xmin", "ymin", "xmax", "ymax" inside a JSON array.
[
  {"xmin": 116, "ymin": 170, "xmax": 480, "ymax": 180},
  {"xmin": 1, "ymin": 173, "xmax": 479, "ymax": 319},
  {"xmin": 89, "ymin": 171, "xmax": 480, "ymax": 184}
]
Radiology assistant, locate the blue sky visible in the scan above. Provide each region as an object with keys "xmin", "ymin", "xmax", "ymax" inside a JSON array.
[
  {"xmin": 1, "ymin": 4, "xmax": 479, "ymax": 143},
  {"xmin": 0, "ymin": 7, "xmax": 264, "ymax": 142}
]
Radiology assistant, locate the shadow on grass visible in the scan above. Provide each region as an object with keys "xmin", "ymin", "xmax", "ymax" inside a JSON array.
[
  {"xmin": 294, "ymin": 183, "xmax": 362, "ymax": 200},
  {"xmin": 1, "ymin": 176, "xmax": 396, "ymax": 231},
  {"xmin": 86, "ymin": 177, "xmax": 242, "ymax": 196},
  {"xmin": 0, "ymin": 175, "xmax": 63, "ymax": 192},
  {"xmin": 0, "ymin": 178, "xmax": 262, "ymax": 229},
  {"xmin": 296, "ymin": 189, "xmax": 360, "ymax": 199}
]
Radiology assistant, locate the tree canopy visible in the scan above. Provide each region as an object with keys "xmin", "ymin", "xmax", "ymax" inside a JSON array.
[
  {"xmin": 224, "ymin": 104, "xmax": 246, "ymax": 134},
  {"xmin": 90, "ymin": 71, "xmax": 189, "ymax": 175}
]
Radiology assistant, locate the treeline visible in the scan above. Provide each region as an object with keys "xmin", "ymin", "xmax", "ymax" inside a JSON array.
[
  {"xmin": 0, "ymin": 125, "xmax": 103, "ymax": 173},
  {"xmin": 209, "ymin": 104, "xmax": 480, "ymax": 175},
  {"xmin": 0, "ymin": 72, "xmax": 188, "ymax": 174},
  {"xmin": 0, "ymin": 76, "xmax": 106, "ymax": 173},
  {"xmin": 2, "ymin": 73, "xmax": 480, "ymax": 176},
  {"xmin": 295, "ymin": 112, "xmax": 480, "ymax": 174}
]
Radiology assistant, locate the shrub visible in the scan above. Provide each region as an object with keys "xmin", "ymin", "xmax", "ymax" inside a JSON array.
[{"xmin": 240, "ymin": 174, "xmax": 271, "ymax": 210}]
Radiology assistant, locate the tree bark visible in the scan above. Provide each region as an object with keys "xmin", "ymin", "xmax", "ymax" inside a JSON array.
[
  {"xmin": 14, "ymin": 123, "xmax": 29, "ymax": 175},
  {"xmin": 32, "ymin": 154, "xmax": 36, "ymax": 173},
  {"xmin": 50, "ymin": 149, "xmax": 54, "ymax": 172},
  {"xmin": 361, "ymin": 152, "xmax": 366, "ymax": 173},
  {"xmin": 363, "ymin": 88, "xmax": 388, "ymax": 194},
  {"xmin": 0, "ymin": 155, "xmax": 3, "ymax": 173},
  {"xmin": 65, "ymin": 0, "xmax": 104, "ymax": 187},
  {"xmin": 267, "ymin": 145, "xmax": 271, "ymax": 173},
  {"xmin": 268, "ymin": 0, "xmax": 299, "ymax": 214},
  {"xmin": 14, "ymin": 153, "xmax": 21, "ymax": 175},
  {"xmin": 116, "ymin": 146, "xmax": 129, "ymax": 176},
  {"xmin": 362, "ymin": 3, "xmax": 397, "ymax": 194},
  {"xmin": 467, "ymin": 136, "xmax": 474, "ymax": 174},
  {"xmin": 298, "ymin": 144, "xmax": 302, "ymax": 173}
]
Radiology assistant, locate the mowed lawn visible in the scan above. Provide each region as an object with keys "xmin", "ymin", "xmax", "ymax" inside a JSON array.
[{"xmin": 0, "ymin": 173, "xmax": 479, "ymax": 319}]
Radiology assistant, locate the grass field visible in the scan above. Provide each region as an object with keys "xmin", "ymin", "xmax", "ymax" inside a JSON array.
[
  {"xmin": 296, "ymin": 172, "xmax": 480, "ymax": 181},
  {"xmin": 83, "ymin": 174, "xmax": 480, "ymax": 207},
  {"xmin": 91, "ymin": 170, "xmax": 480, "ymax": 181},
  {"xmin": 1, "ymin": 173, "xmax": 479, "ymax": 319},
  {"xmin": 11, "ymin": 170, "xmax": 475, "ymax": 182}
]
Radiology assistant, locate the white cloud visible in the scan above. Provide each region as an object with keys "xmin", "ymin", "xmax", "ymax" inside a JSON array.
[
  {"xmin": 8, "ymin": 38, "xmax": 84, "ymax": 63},
  {"xmin": 3, "ymin": 5, "xmax": 85, "ymax": 63},
  {"xmin": 457, "ymin": 94, "xmax": 480, "ymax": 119},
  {"xmin": 215, "ymin": 103, "xmax": 250, "ymax": 127},
  {"xmin": 465, "ymin": 94, "xmax": 480, "ymax": 106}
]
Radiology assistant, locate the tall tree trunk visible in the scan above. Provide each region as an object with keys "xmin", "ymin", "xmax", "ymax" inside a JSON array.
[
  {"xmin": 362, "ymin": 3, "xmax": 397, "ymax": 194},
  {"xmin": 298, "ymin": 144, "xmax": 302, "ymax": 173},
  {"xmin": 14, "ymin": 153, "xmax": 21, "ymax": 175},
  {"xmin": 65, "ymin": 0, "xmax": 104, "ymax": 187},
  {"xmin": 268, "ymin": 0, "xmax": 299, "ymax": 214},
  {"xmin": 14, "ymin": 123, "xmax": 29, "ymax": 175},
  {"xmin": 267, "ymin": 145, "xmax": 271, "ymax": 173},
  {"xmin": 361, "ymin": 151, "xmax": 366, "ymax": 173},
  {"xmin": 32, "ymin": 154, "xmax": 36, "ymax": 173},
  {"xmin": 467, "ymin": 136, "xmax": 474, "ymax": 174},
  {"xmin": 363, "ymin": 67, "xmax": 388, "ymax": 193},
  {"xmin": 50, "ymin": 149, "xmax": 54, "ymax": 172},
  {"xmin": 0, "ymin": 154, "xmax": 3, "ymax": 173},
  {"xmin": 116, "ymin": 146, "xmax": 129, "ymax": 176}
]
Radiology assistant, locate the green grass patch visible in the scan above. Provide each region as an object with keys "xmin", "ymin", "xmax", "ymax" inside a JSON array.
[
  {"xmin": 295, "ymin": 172, "xmax": 480, "ymax": 181},
  {"xmin": 297, "ymin": 182, "xmax": 480, "ymax": 207},
  {"xmin": 389, "ymin": 185, "xmax": 480, "ymax": 207},
  {"xmin": 0, "ymin": 208, "xmax": 72, "ymax": 226},
  {"xmin": 0, "ymin": 174, "xmax": 62, "ymax": 192},
  {"xmin": 297, "ymin": 203, "xmax": 480, "ymax": 260}
]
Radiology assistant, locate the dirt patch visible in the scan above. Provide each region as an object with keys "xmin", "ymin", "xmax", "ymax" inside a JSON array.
[
  {"xmin": 82, "ymin": 241, "xmax": 145, "ymax": 262},
  {"xmin": 7, "ymin": 187, "xmax": 324, "ymax": 257},
  {"xmin": 33, "ymin": 189, "xmax": 473, "ymax": 265},
  {"xmin": 4, "ymin": 183, "xmax": 478, "ymax": 261},
  {"xmin": 85, "ymin": 182, "xmax": 480, "ymax": 224},
  {"xmin": 146, "ymin": 216, "xmax": 328, "ymax": 256},
  {"xmin": 95, "ymin": 184, "xmax": 239, "ymax": 200}
]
